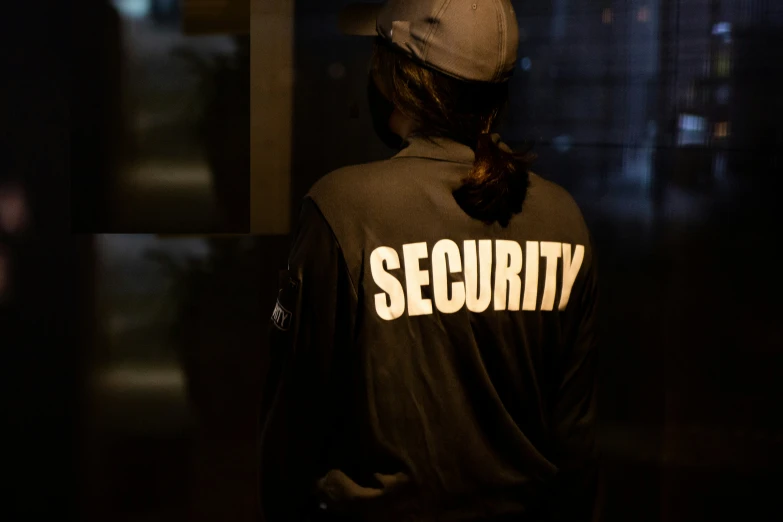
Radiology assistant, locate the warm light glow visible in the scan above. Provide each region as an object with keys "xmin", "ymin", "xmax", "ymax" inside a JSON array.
[
  {"xmin": 98, "ymin": 366, "xmax": 186, "ymax": 393},
  {"xmin": 0, "ymin": 184, "xmax": 27, "ymax": 234},
  {"xmin": 637, "ymin": 6, "xmax": 650, "ymax": 23},
  {"xmin": 680, "ymin": 114, "xmax": 706, "ymax": 132},
  {"xmin": 715, "ymin": 85, "xmax": 730, "ymax": 104},
  {"xmin": 714, "ymin": 121, "xmax": 729, "ymax": 138},
  {"xmin": 602, "ymin": 8, "xmax": 613, "ymax": 24},
  {"xmin": 678, "ymin": 114, "xmax": 708, "ymax": 146}
]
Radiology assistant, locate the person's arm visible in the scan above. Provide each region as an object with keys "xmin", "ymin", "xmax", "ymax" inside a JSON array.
[
  {"xmin": 545, "ymin": 245, "xmax": 601, "ymax": 521},
  {"xmin": 259, "ymin": 197, "xmax": 357, "ymax": 522}
]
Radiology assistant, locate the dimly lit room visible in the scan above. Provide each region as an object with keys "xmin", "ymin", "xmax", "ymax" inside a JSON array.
[{"xmin": 7, "ymin": 0, "xmax": 783, "ymax": 521}]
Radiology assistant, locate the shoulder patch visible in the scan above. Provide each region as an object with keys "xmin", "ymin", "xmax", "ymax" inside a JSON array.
[
  {"xmin": 271, "ymin": 270, "xmax": 300, "ymax": 333},
  {"xmin": 271, "ymin": 299, "xmax": 293, "ymax": 331}
]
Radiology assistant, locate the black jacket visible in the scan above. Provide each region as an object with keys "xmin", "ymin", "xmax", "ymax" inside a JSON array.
[{"xmin": 260, "ymin": 136, "xmax": 600, "ymax": 522}]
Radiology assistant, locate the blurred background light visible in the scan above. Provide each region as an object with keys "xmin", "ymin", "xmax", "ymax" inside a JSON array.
[
  {"xmin": 98, "ymin": 365, "xmax": 186, "ymax": 394},
  {"xmin": 112, "ymin": 0, "xmax": 151, "ymax": 19},
  {"xmin": 0, "ymin": 184, "xmax": 28, "ymax": 234},
  {"xmin": 552, "ymin": 134, "xmax": 572, "ymax": 153},
  {"xmin": 712, "ymin": 21, "xmax": 732, "ymax": 39},
  {"xmin": 602, "ymin": 8, "xmax": 613, "ymax": 25}
]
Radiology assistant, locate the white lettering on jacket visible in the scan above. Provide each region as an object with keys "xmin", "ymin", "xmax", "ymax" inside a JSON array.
[{"xmin": 370, "ymin": 240, "xmax": 585, "ymax": 320}]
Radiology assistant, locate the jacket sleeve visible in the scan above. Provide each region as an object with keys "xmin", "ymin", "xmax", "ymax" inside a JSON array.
[
  {"xmin": 545, "ymin": 242, "xmax": 601, "ymax": 522},
  {"xmin": 259, "ymin": 197, "xmax": 357, "ymax": 522}
]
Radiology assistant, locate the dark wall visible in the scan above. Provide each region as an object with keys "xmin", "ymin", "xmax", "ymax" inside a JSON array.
[
  {"xmin": 2, "ymin": 2, "xmax": 82, "ymax": 517},
  {"xmin": 71, "ymin": 0, "xmax": 124, "ymax": 231}
]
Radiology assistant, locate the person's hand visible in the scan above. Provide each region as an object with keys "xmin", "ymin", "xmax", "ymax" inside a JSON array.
[{"xmin": 315, "ymin": 469, "xmax": 413, "ymax": 520}]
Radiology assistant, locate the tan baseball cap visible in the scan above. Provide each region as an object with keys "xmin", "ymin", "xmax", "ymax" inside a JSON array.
[{"xmin": 338, "ymin": 0, "xmax": 520, "ymax": 83}]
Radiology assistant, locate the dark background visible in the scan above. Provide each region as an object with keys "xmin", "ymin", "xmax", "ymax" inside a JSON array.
[{"xmin": 6, "ymin": 0, "xmax": 782, "ymax": 520}]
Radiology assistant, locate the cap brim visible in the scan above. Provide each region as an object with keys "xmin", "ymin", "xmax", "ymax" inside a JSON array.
[{"xmin": 338, "ymin": 3, "xmax": 384, "ymax": 36}]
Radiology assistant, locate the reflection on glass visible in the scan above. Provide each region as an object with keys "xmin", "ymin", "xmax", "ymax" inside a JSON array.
[
  {"xmin": 112, "ymin": 2, "xmax": 241, "ymax": 232},
  {"xmin": 112, "ymin": 0, "xmax": 151, "ymax": 19},
  {"xmin": 678, "ymin": 114, "xmax": 707, "ymax": 146},
  {"xmin": 602, "ymin": 8, "xmax": 613, "ymax": 25},
  {"xmin": 637, "ymin": 6, "xmax": 650, "ymax": 23},
  {"xmin": 714, "ymin": 121, "xmax": 729, "ymax": 139},
  {"xmin": 715, "ymin": 85, "xmax": 730, "ymax": 104}
]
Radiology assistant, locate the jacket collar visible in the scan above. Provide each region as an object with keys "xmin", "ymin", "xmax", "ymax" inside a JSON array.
[
  {"xmin": 393, "ymin": 133, "xmax": 511, "ymax": 165},
  {"xmin": 392, "ymin": 135, "xmax": 476, "ymax": 165}
]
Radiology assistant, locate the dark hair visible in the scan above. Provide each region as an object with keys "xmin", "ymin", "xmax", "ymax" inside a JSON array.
[{"xmin": 371, "ymin": 40, "xmax": 534, "ymax": 228}]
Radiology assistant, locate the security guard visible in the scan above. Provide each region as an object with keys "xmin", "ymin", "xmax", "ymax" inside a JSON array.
[{"xmin": 259, "ymin": 1, "xmax": 600, "ymax": 521}]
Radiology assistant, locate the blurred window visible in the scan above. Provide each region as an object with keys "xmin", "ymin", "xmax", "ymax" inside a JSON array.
[
  {"xmin": 678, "ymin": 114, "xmax": 708, "ymax": 146},
  {"xmin": 112, "ymin": 1, "xmax": 243, "ymax": 232},
  {"xmin": 97, "ymin": 235, "xmax": 209, "ymax": 363}
]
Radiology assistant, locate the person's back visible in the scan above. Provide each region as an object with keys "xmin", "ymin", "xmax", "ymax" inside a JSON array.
[
  {"xmin": 259, "ymin": 2, "xmax": 600, "ymax": 521},
  {"xmin": 307, "ymin": 136, "xmax": 597, "ymax": 522}
]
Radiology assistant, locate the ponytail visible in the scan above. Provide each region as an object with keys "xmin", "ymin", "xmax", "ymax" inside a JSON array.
[{"xmin": 453, "ymin": 132, "xmax": 534, "ymax": 228}]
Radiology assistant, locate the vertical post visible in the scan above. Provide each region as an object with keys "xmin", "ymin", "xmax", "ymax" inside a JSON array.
[{"xmin": 251, "ymin": 0, "xmax": 295, "ymax": 235}]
